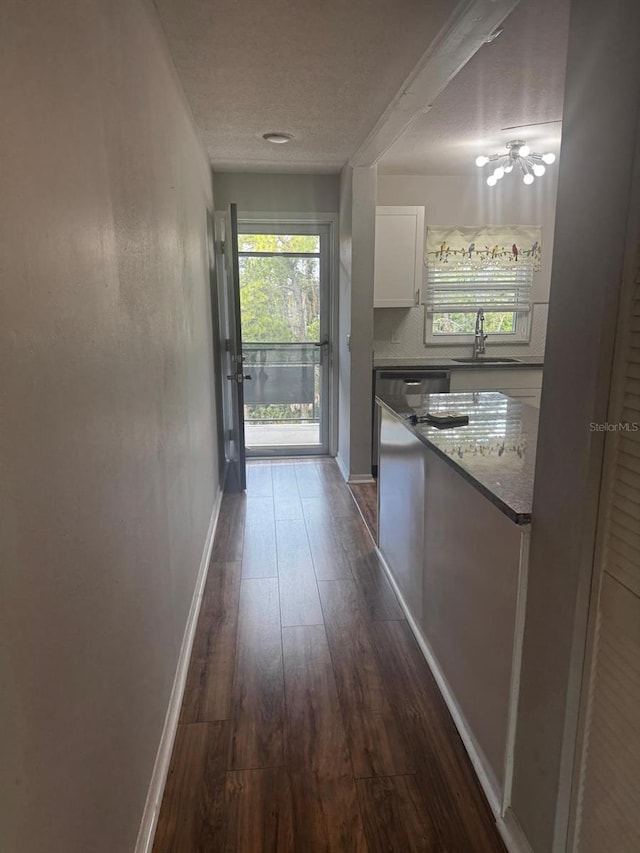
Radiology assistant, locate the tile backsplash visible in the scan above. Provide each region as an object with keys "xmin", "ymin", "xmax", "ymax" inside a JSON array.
[{"xmin": 373, "ymin": 302, "xmax": 548, "ymax": 360}]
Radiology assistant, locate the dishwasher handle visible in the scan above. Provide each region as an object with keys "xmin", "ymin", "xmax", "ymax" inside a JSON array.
[{"xmin": 377, "ymin": 370, "xmax": 450, "ymax": 381}]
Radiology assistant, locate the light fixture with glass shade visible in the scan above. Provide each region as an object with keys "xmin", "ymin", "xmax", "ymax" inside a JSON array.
[{"xmin": 475, "ymin": 140, "xmax": 556, "ymax": 187}]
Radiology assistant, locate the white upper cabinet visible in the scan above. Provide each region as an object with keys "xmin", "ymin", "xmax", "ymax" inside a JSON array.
[{"xmin": 374, "ymin": 206, "xmax": 425, "ymax": 308}]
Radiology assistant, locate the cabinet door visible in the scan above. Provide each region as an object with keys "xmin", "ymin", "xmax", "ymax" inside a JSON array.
[
  {"xmin": 374, "ymin": 206, "xmax": 425, "ymax": 308},
  {"xmin": 449, "ymin": 368, "xmax": 543, "ymax": 393},
  {"xmin": 503, "ymin": 389, "xmax": 541, "ymax": 408}
]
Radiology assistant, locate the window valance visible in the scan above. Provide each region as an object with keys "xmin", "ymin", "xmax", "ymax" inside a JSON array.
[{"xmin": 423, "ymin": 225, "xmax": 541, "ymax": 313}]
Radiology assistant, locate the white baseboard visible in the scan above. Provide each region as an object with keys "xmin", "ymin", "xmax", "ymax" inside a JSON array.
[
  {"xmin": 334, "ymin": 453, "xmax": 375, "ymax": 485},
  {"xmin": 335, "ymin": 453, "xmax": 349, "ymax": 482},
  {"xmin": 348, "ymin": 473, "xmax": 375, "ymax": 485},
  {"xmin": 498, "ymin": 808, "xmax": 534, "ymax": 853},
  {"xmin": 134, "ymin": 488, "xmax": 223, "ymax": 853},
  {"xmin": 375, "ymin": 544, "xmax": 502, "ymax": 820}
]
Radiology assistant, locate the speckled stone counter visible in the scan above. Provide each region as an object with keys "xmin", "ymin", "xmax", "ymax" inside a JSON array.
[
  {"xmin": 376, "ymin": 391, "xmax": 538, "ymax": 524},
  {"xmin": 373, "ymin": 356, "xmax": 544, "ymax": 370}
]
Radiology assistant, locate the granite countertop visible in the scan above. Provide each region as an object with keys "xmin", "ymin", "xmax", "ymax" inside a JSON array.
[
  {"xmin": 376, "ymin": 391, "xmax": 538, "ymax": 525},
  {"xmin": 373, "ymin": 356, "xmax": 544, "ymax": 370}
]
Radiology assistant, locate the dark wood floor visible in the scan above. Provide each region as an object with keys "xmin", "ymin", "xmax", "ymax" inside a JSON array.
[
  {"xmin": 153, "ymin": 458, "xmax": 506, "ymax": 853},
  {"xmin": 349, "ymin": 481, "xmax": 378, "ymax": 542}
]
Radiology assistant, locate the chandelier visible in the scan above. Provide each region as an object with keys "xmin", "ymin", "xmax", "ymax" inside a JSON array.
[{"xmin": 475, "ymin": 139, "xmax": 556, "ymax": 186}]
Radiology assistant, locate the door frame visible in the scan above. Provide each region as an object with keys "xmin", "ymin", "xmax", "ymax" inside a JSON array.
[
  {"xmin": 213, "ymin": 206, "xmax": 247, "ymax": 490},
  {"xmin": 236, "ymin": 212, "xmax": 339, "ymax": 458},
  {"xmin": 206, "ymin": 209, "xmax": 227, "ymax": 490}
]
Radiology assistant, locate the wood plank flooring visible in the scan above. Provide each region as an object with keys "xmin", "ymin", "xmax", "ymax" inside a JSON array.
[
  {"xmin": 153, "ymin": 458, "xmax": 506, "ymax": 853},
  {"xmin": 349, "ymin": 481, "xmax": 378, "ymax": 543}
]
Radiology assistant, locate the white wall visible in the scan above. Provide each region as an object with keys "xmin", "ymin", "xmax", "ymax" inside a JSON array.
[
  {"xmin": 338, "ymin": 167, "xmax": 353, "ymax": 473},
  {"xmin": 212, "ymin": 171, "xmax": 340, "ymax": 214},
  {"xmin": 350, "ymin": 167, "xmax": 377, "ymax": 477},
  {"xmin": 375, "ymin": 172, "xmax": 559, "ymax": 358},
  {"xmin": 337, "ymin": 166, "xmax": 376, "ymax": 480},
  {"xmin": 0, "ymin": 2, "xmax": 219, "ymax": 851},
  {"xmin": 511, "ymin": 1, "xmax": 640, "ymax": 849}
]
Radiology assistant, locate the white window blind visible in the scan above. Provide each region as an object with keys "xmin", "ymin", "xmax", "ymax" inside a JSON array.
[
  {"xmin": 424, "ymin": 263, "xmax": 535, "ymax": 313},
  {"xmin": 424, "ymin": 225, "xmax": 541, "ymax": 313}
]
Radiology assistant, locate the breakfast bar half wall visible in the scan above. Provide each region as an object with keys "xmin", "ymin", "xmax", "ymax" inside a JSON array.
[{"xmin": 375, "ymin": 391, "xmax": 536, "ymax": 841}]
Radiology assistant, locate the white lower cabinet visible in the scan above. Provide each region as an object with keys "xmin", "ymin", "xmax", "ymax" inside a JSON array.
[
  {"xmin": 377, "ymin": 403, "xmax": 530, "ymax": 810},
  {"xmin": 449, "ymin": 368, "xmax": 543, "ymax": 408},
  {"xmin": 501, "ymin": 388, "xmax": 541, "ymax": 407}
]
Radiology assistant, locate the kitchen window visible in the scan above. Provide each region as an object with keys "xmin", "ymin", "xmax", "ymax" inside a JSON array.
[{"xmin": 423, "ymin": 225, "xmax": 540, "ymax": 345}]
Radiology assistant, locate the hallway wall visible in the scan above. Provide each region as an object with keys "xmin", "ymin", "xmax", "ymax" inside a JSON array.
[
  {"xmin": 212, "ymin": 171, "xmax": 340, "ymax": 213},
  {"xmin": 0, "ymin": 2, "xmax": 219, "ymax": 851},
  {"xmin": 349, "ymin": 166, "xmax": 377, "ymax": 478},
  {"xmin": 338, "ymin": 166, "xmax": 354, "ymax": 474},
  {"xmin": 511, "ymin": 0, "xmax": 640, "ymax": 849}
]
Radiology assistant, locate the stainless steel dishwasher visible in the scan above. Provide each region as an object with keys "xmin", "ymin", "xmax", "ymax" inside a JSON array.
[{"xmin": 372, "ymin": 367, "xmax": 451, "ymax": 473}]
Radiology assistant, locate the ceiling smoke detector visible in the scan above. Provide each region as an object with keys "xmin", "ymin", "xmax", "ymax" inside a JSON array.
[
  {"xmin": 262, "ymin": 132, "xmax": 294, "ymax": 144},
  {"xmin": 475, "ymin": 139, "xmax": 556, "ymax": 187}
]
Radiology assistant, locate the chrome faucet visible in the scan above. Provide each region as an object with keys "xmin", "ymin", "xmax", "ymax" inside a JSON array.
[{"xmin": 473, "ymin": 308, "xmax": 488, "ymax": 357}]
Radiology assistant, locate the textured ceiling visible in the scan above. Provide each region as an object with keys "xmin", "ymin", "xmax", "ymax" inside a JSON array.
[
  {"xmin": 378, "ymin": 0, "xmax": 571, "ymax": 175},
  {"xmin": 153, "ymin": 0, "xmax": 453, "ymax": 172}
]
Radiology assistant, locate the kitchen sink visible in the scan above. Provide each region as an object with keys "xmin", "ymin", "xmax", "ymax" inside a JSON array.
[{"xmin": 453, "ymin": 357, "xmax": 521, "ymax": 364}]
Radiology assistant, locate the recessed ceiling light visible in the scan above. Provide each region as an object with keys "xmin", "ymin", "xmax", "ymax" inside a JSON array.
[{"xmin": 262, "ymin": 132, "xmax": 293, "ymax": 144}]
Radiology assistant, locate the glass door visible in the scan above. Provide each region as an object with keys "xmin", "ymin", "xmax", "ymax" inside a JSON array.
[{"xmin": 237, "ymin": 223, "xmax": 330, "ymax": 456}]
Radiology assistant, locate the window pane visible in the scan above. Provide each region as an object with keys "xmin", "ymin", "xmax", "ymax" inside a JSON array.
[
  {"xmin": 432, "ymin": 311, "xmax": 516, "ymax": 335},
  {"xmin": 238, "ymin": 233, "xmax": 320, "ymax": 253},
  {"xmin": 243, "ymin": 344, "xmax": 321, "ymax": 446},
  {"xmin": 239, "ymin": 255, "xmax": 320, "ymax": 343}
]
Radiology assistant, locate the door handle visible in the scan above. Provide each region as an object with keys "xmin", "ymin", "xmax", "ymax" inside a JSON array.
[
  {"xmin": 313, "ymin": 338, "xmax": 329, "ymax": 348},
  {"xmin": 226, "ymin": 373, "xmax": 252, "ymax": 383}
]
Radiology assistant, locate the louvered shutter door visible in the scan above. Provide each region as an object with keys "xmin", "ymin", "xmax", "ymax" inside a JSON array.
[{"xmin": 575, "ymin": 248, "xmax": 640, "ymax": 852}]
